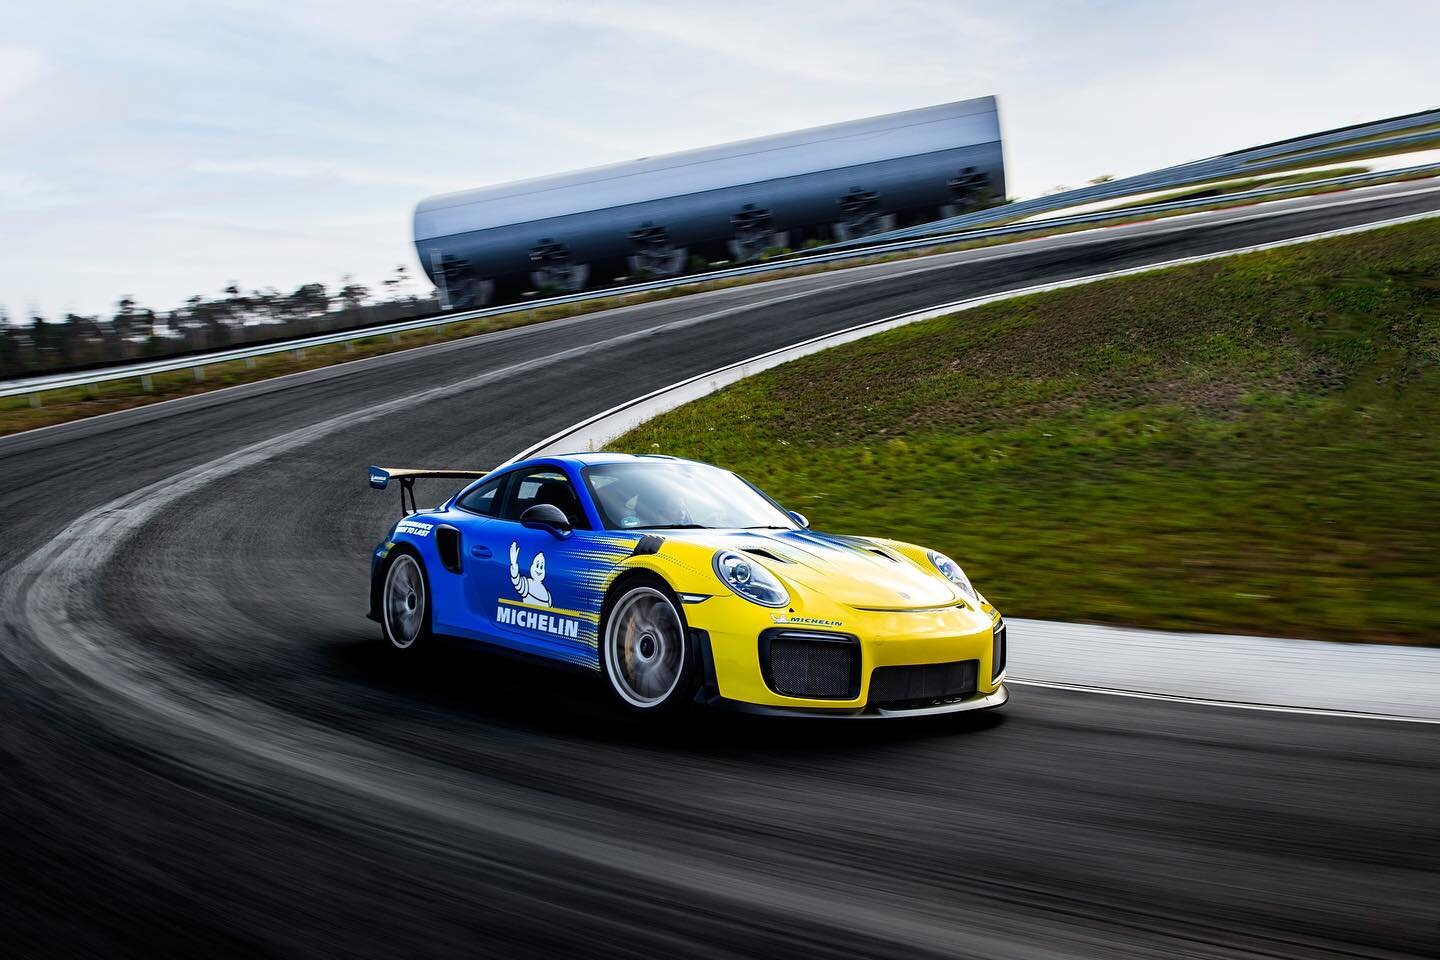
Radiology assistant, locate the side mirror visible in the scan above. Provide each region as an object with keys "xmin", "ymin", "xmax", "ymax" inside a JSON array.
[
  {"xmin": 788, "ymin": 511, "xmax": 810, "ymax": 529},
  {"xmin": 520, "ymin": 503, "xmax": 572, "ymax": 537}
]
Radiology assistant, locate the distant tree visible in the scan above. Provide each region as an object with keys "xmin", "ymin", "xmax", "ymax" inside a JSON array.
[
  {"xmin": 152, "ymin": 309, "xmax": 180, "ymax": 345},
  {"xmin": 221, "ymin": 284, "xmax": 241, "ymax": 314},
  {"xmin": 63, "ymin": 312, "xmax": 105, "ymax": 366},
  {"xmin": 285, "ymin": 283, "xmax": 330, "ymax": 334},
  {"xmin": 382, "ymin": 263, "xmax": 411, "ymax": 301},
  {"xmin": 172, "ymin": 295, "xmax": 205, "ymax": 347},
  {"xmin": 14, "ymin": 264, "xmax": 442, "ymax": 375},
  {"xmin": 339, "ymin": 275, "xmax": 370, "ymax": 311},
  {"xmin": 213, "ymin": 285, "xmax": 251, "ymax": 332},
  {"xmin": 292, "ymin": 282, "xmax": 328, "ymax": 312},
  {"xmin": 133, "ymin": 308, "xmax": 161, "ymax": 355},
  {"xmin": 252, "ymin": 287, "xmax": 281, "ymax": 324},
  {"xmin": 29, "ymin": 313, "xmax": 49, "ymax": 361},
  {"xmin": 1089, "ymin": 174, "xmax": 1115, "ymax": 185},
  {"xmin": 0, "ymin": 315, "xmax": 20, "ymax": 376},
  {"xmin": 112, "ymin": 297, "xmax": 142, "ymax": 358}
]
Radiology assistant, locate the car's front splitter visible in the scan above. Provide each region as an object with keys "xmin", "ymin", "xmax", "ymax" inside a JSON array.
[
  {"xmin": 702, "ymin": 682, "xmax": 1009, "ymax": 719},
  {"xmin": 872, "ymin": 684, "xmax": 1008, "ymax": 717}
]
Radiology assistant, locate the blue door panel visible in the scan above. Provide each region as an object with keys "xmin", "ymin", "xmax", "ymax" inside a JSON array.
[
  {"xmin": 425, "ymin": 512, "xmax": 489, "ymax": 641},
  {"xmin": 419, "ymin": 468, "xmax": 645, "ymax": 670}
]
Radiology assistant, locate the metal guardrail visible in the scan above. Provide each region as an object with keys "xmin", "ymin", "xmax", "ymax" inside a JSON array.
[
  {"xmin": 800, "ymin": 161, "xmax": 1440, "ymax": 253},
  {"xmin": 819, "ymin": 112, "xmax": 1440, "ymax": 250},
  {"xmin": 6, "ymin": 156, "xmax": 1440, "ymax": 404}
]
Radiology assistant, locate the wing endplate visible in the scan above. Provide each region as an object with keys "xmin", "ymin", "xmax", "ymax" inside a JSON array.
[{"xmin": 368, "ymin": 465, "xmax": 491, "ymax": 490}]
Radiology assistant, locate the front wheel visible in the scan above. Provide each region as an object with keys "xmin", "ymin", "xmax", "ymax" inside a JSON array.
[
  {"xmin": 601, "ymin": 578, "xmax": 694, "ymax": 712},
  {"xmin": 380, "ymin": 552, "xmax": 431, "ymax": 653}
]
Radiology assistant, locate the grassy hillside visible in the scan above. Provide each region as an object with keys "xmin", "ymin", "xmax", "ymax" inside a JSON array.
[{"xmin": 616, "ymin": 219, "xmax": 1440, "ymax": 644}]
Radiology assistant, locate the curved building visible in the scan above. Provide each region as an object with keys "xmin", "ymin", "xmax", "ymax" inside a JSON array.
[{"xmin": 413, "ymin": 97, "xmax": 1005, "ymax": 307}]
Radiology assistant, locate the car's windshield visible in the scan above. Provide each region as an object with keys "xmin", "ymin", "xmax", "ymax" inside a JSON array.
[{"xmin": 583, "ymin": 460, "xmax": 796, "ymax": 531}]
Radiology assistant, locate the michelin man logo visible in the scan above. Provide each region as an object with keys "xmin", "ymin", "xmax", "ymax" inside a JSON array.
[{"xmin": 509, "ymin": 541, "xmax": 551, "ymax": 606}]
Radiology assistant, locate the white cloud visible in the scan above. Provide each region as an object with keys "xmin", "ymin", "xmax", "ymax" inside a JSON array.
[
  {"xmin": 1, "ymin": 0, "xmax": 1437, "ymax": 321},
  {"xmin": 0, "ymin": 170, "xmax": 75, "ymax": 210},
  {"xmin": 191, "ymin": 157, "xmax": 451, "ymax": 190},
  {"xmin": 0, "ymin": 46, "xmax": 46, "ymax": 107}
]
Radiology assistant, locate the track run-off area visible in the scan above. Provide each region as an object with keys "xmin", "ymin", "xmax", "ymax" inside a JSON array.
[{"xmin": 3, "ymin": 179, "xmax": 1440, "ymax": 958}]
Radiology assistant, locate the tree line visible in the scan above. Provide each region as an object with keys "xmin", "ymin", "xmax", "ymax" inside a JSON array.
[{"xmin": 1, "ymin": 265, "xmax": 439, "ymax": 379}]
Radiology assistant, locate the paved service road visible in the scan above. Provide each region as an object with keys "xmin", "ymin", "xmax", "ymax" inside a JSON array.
[{"xmin": 3, "ymin": 181, "xmax": 1438, "ymax": 959}]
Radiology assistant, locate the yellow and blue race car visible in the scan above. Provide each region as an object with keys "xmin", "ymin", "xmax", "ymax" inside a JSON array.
[{"xmin": 367, "ymin": 453, "xmax": 1006, "ymax": 717}]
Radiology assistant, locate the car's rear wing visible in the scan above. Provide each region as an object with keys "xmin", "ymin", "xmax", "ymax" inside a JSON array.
[{"xmin": 369, "ymin": 465, "xmax": 491, "ymax": 515}]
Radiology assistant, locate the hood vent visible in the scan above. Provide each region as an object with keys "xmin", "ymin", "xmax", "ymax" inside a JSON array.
[
  {"xmin": 743, "ymin": 548, "xmax": 790, "ymax": 563},
  {"xmin": 865, "ymin": 546, "xmax": 899, "ymax": 562}
]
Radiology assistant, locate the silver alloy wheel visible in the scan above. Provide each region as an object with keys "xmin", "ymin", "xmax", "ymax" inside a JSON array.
[
  {"xmin": 604, "ymin": 586, "xmax": 685, "ymax": 708},
  {"xmin": 383, "ymin": 554, "xmax": 426, "ymax": 650}
]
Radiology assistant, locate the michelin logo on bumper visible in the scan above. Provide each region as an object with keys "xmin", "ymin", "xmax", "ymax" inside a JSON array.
[
  {"xmin": 771, "ymin": 613, "xmax": 843, "ymax": 628},
  {"xmin": 498, "ymin": 542, "xmax": 580, "ymax": 640}
]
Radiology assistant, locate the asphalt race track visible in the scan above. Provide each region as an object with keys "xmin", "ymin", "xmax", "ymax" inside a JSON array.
[{"xmin": 3, "ymin": 183, "xmax": 1439, "ymax": 959}]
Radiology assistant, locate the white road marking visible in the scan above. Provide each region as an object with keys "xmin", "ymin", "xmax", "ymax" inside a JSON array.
[{"xmin": 1009, "ymin": 678, "xmax": 1440, "ymax": 725}]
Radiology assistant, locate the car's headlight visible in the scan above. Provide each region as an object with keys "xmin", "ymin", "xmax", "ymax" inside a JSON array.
[
  {"xmin": 927, "ymin": 550, "xmax": 978, "ymax": 601},
  {"xmin": 712, "ymin": 550, "xmax": 789, "ymax": 607}
]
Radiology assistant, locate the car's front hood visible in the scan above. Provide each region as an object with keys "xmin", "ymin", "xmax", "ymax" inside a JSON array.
[{"xmin": 663, "ymin": 528, "xmax": 962, "ymax": 610}]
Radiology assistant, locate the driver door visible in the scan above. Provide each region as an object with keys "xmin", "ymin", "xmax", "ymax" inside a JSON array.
[{"xmin": 464, "ymin": 466, "xmax": 597, "ymax": 661}]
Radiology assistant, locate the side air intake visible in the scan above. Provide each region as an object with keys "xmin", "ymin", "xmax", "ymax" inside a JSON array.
[{"xmin": 436, "ymin": 525, "xmax": 463, "ymax": 574}]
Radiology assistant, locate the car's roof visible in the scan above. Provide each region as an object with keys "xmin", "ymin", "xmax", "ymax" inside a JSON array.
[
  {"xmin": 523, "ymin": 451, "xmax": 701, "ymax": 469},
  {"xmin": 455, "ymin": 454, "xmax": 707, "ymax": 499}
]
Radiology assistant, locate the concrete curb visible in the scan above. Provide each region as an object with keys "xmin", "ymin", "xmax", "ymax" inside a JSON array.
[{"xmin": 1009, "ymin": 619, "xmax": 1440, "ymax": 722}]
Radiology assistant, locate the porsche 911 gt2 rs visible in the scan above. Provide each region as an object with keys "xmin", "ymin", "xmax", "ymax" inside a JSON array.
[{"xmin": 367, "ymin": 453, "xmax": 1006, "ymax": 717}]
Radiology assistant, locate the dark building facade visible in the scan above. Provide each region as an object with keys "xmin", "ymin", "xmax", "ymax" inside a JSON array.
[{"xmin": 413, "ymin": 97, "xmax": 1005, "ymax": 307}]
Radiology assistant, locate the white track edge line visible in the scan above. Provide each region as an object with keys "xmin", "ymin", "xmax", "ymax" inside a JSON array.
[{"xmin": 1006, "ymin": 678, "xmax": 1440, "ymax": 725}]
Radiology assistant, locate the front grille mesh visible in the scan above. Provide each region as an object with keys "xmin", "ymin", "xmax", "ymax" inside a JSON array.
[
  {"xmin": 768, "ymin": 635, "xmax": 856, "ymax": 699},
  {"xmin": 869, "ymin": 659, "xmax": 978, "ymax": 708}
]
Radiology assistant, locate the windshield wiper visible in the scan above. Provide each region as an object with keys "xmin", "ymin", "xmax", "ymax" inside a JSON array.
[
  {"xmin": 740, "ymin": 525, "xmax": 791, "ymax": 530},
  {"xmin": 627, "ymin": 523, "xmax": 710, "ymax": 529}
]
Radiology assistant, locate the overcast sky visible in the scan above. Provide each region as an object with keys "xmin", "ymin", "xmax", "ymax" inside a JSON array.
[{"xmin": 1, "ymin": 0, "xmax": 1436, "ymax": 320}]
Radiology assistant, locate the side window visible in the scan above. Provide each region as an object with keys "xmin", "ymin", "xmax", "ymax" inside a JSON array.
[
  {"xmin": 498, "ymin": 468, "xmax": 589, "ymax": 530},
  {"xmin": 457, "ymin": 474, "xmax": 505, "ymax": 516}
]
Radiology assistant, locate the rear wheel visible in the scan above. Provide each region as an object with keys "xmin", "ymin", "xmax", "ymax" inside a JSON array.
[
  {"xmin": 381, "ymin": 552, "xmax": 431, "ymax": 653},
  {"xmin": 601, "ymin": 577, "xmax": 693, "ymax": 712}
]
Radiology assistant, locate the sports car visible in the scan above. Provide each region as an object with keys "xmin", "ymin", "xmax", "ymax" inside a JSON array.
[{"xmin": 366, "ymin": 453, "xmax": 1007, "ymax": 717}]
